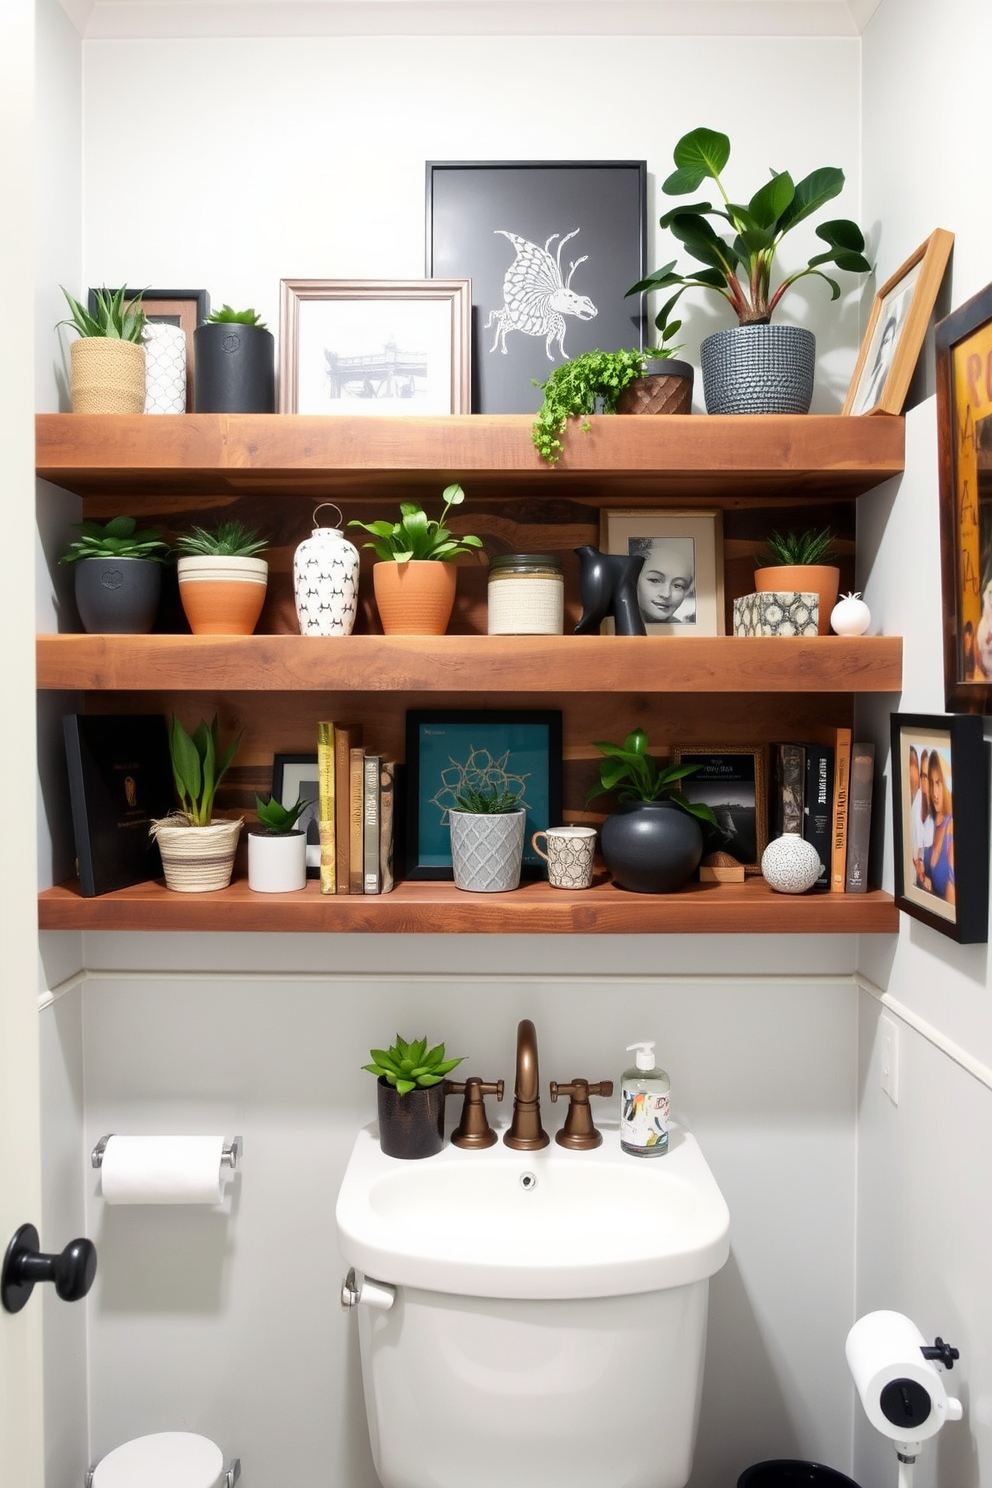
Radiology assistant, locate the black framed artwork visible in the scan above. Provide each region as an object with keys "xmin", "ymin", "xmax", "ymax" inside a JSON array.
[
  {"xmin": 404, "ymin": 709, "xmax": 563, "ymax": 880},
  {"xmin": 426, "ymin": 160, "xmax": 647, "ymax": 413}
]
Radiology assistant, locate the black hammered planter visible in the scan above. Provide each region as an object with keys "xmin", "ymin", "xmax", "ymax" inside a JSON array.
[
  {"xmin": 600, "ymin": 800, "xmax": 704, "ymax": 894},
  {"xmin": 700, "ymin": 324, "xmax": 815, "ymax": 414},
  {"xmin": 74, "ymin": 557, "xmax": 162, "ymax": 634},
  {"xmin": 376, "ymin": 1077, "xmax": 448, "ymax": 1160},
  {"xmin": 193, "ymin": 322, "xmax": 275, "ymax": 413}
]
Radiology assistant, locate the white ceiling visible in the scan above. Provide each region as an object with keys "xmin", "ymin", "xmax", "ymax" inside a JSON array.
[{"xmin": 60, "ymin": 0, "xmax": 883, "ymax": 40}]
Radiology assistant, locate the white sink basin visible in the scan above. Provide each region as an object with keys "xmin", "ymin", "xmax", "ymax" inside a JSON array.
[{"xmin": 335, "ymin": 1120, "xmax": 730, "ymax": 1300}]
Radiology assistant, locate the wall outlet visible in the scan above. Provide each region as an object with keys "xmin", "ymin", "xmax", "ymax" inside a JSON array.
[{"xmin": 880, "ymin": 1015, "xmax": 900, "ymax": 1105}]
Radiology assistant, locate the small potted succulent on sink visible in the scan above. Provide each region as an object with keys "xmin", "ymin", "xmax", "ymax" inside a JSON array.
[
  {"xmin": 248, "ymin": 792, "xmax": 310, "ymax": 893},
  {"xmin": 174, "ymin": 519, "xmax": 269, "ymax": 635},
  {"xmin": 753, "ymin": 526, "xmax": 840, "ymax": 636},
  {"xmin": 363, "ymin": 1034, "xmax": 465, "ymax": 1159},
  {"xmin": 531, "ymin": 343, "xmax": 692, "ymax": 466},
  {"xmin": 59, "ymin": 514, "xmax": 170, "ymax": 633},
  {"xmin": 58, "ymin": 284, "xmax": 147, "ymax": 414},
  {"xmin": 348, "ymin": 482, "xmax": 483, "ymax": 635},
  {"xmin": 149, "ymin": 714, "xmax": 243, "ymax": 892},
  {"xmin": 193, "ymin": 303, "xmax": 275, "ymax": 413},
  {"xmin": 448, "ymin": 780, "xmax": 527, "ymax": 894}
]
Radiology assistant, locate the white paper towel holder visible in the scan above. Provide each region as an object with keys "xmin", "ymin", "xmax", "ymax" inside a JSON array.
[{"xmin": 91, "ymin": 1134, "xmax": 243, "ymax": 1171}]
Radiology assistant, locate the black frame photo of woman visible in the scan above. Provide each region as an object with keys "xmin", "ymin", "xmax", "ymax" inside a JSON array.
[{"xmin": 891, "ymin": 712, "xmax": 990, "ymax": 943}]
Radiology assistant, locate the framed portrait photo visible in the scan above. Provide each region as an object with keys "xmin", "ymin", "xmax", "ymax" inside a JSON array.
[
  {"xmin": 890, "ymin": 713, "xmax": 989, "ymax": 943},
  {"xmin": 272, "ymin": 752, "xmax": 320, "ymax": 879},
  {"xmin": 671, "ymin": 745, "xmax": 768, "ymax": 874},
  {"xmin": 600, "ymin": 509, "xmax": 725, "ymax": 635},
  {"xmin": 426, "ymin": 160, "xmax": 646, "ymax": 414},
  {"xmin": 278, "ymin": 278, "xmax": 471, "ymax": 415},
  {"xmin": 843, "ymin": 228, "xmax": 953, "ymax": 417},
  {"xmin": 404, "ymin": 709, "xmax": 562, "ymax": 880},
  {"xmin": 88, "ymin": 287, "xmax": 209, "ymax": 411}
]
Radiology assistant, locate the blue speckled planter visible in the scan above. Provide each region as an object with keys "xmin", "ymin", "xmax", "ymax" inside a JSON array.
[{"xmin": 700, "ymin": 325, "xmax": 815, "ymax": 414}]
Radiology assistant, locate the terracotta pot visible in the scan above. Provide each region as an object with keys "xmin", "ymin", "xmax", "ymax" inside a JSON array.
[
  {"xmin": 70, "ymin": 338, "xmax": 145, "ymax": 414},
  {"xmin": 754, "ymin": 565, "xmax": 840, "ymax": 637},
  {"xmin": 372, "ymin": 561, "xmax": 457, "ymax": 635},
  {"xmin": 177, "ymin": 555, "xmax": 268, "ymax": 635}
]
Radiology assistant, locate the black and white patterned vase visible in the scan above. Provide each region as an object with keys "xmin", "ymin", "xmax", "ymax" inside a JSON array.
[
  {"xmin": 293, "ymin": 505, "xmax": 360, "ymax": 637},
  {"xmin": 700, "ymin": 324, "xmax": 815, "ymax": 414}
]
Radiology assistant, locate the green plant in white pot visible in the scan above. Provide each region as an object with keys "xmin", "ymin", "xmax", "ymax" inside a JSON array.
[
  {"xmin": 174, "ymin": 519, "xmax": 269, "ymax": 635},
  {"xmin": 248, "ymin": 793, "xmax": 310, "ymax": 894},
  {"xmin": 59, "ymin": 285, "xmax": 147, "ymax": 414},
  {"xmin": 59, "ymin": 514, "xmax": 170, "ymax": 634},
  {"xmin": 627, "ymin": 127, "xmax": 872, "ymax": 414},
  {"xmin": 448, "ymin": 780, "xmax": 527, "ymax": 894},
  {"xmin": 150, "ymin": 715, "xmax": 243, "ymax": 892},
  {"xmin": 364, "ymin": 1035, "xmax": 466, "ymax": 1159}
]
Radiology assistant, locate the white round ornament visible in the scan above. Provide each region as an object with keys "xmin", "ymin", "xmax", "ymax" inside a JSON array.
[
  {"xmin": 293, "ymin": 502, "xmax": 360, "ymax": 637},
  {"xmin": 830, "ymin": 590, "xmax": 871, "ymax": 636},
  {"xmin": 761, "ymin": 834, "xmax": 822, "ymax": 894}
]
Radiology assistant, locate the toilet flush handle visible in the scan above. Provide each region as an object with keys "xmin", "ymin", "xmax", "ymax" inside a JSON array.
[{"xmin": 341, "ymin": 1267, "xmax": 395, "ymax": 1311}]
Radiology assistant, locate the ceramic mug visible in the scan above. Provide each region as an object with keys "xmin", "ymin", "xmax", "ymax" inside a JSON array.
[{"xmin": 531, "ymin": 826, "xmax": 597, "ymax": 890}]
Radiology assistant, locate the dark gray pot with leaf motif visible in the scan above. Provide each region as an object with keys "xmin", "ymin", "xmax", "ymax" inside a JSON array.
[{"xmin": 74, "ymin": 556, "xmax": 162, "ymax": 634}]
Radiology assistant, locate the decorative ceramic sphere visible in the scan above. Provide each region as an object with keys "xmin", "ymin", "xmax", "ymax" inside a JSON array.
[
  {"xmin": 830, "ymin": 591, "xmax": 871, "ymax": 637},
  {"xmin": 761, "ymin": 834, "xmax": 822, "ymax": 894}
]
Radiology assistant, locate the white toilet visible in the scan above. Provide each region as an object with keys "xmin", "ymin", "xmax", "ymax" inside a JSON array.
[{"xmin": 87, "ymin": 1432, "xmax": 230, "ymax": 1488}]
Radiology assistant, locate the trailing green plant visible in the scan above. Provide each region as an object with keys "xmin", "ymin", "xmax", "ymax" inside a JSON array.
[
  {"xmin": 363, "ymin": 1034, "xmax": 465, "ymax": 1095},
  {"xmin": 59, "ymin": 514, "xmax": 170, "ymax": 565},
  {"xmin": 757, "ymin": 526, "xmax": 837, "ymax": 567},
  {"xmin": 174, "ymin": 520, "xmax": 268, "ymax": 558},
  {"xmin": 168, "ymin": 714, "xmax": 242, "ymax": 827},
  {"xmin": 59, "ymin": 285, "xmax": 146, "ymax": 343},
  {"xmin": 531, "ymin": 346, "xmax": 680, "ymax": 466},
  {"xmin": 206, "ymin": 304, "xmax": 267, "ymax": 329},
  {"xmin": 627, "ymin": 126, "xmax": 872, "ymax": 332},
  {"xmin": 254, "ymin": 794, "xmax": 309, "ymax": 833},
  {"xmin": 453, "ymin": 782, "xmax": 525, "ymax": 814},
  {"xmin": 348, "ymin": 483, "xmax": 483, "ymax": 562},
  {"xmin": 586, "ymin": 727, "xmax": 716, "ymax": 823}
]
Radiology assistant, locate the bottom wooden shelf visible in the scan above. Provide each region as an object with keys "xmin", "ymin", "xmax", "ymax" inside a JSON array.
[{"xmin": 38, "ymin": 875, "xmax": 898, "ymax": 934}]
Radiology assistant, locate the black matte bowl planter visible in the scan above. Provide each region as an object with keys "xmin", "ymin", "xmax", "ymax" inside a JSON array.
[
  {"xmin": 600, "ymin": 800, "xmax": 704, "ymax": 894},
  {"xmin": 376, "ymin": 1077, "xmax": 448, "ymax": 1160}
]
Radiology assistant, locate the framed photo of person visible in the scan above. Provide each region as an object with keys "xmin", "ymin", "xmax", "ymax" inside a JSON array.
[
  {"xmin": 843, "ymin": 228, "xmax": 953, "ymax": 417},
  {"xmin": 272, "ymin": 752, "xmax": 320, "ymax": 879},
  {"xmin": 600, "ymin": 509, "xmax": 725, "ymax": 635},
  {"xmin": 671, "ymin": 745, "xmax": 768, "ymax": 874},
  {"xmin": 890, "ymin": 713, "xmax": 989, "ymax": 943}
]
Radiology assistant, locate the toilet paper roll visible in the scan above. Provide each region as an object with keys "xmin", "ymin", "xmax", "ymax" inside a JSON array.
[
  {"xmin": 100, "ymin": 1135, "xmax": 229, "ymax": 1205},
  {"xmin": 845, "ymin": 1310, "xmax": 946, "ymax": 1441}
]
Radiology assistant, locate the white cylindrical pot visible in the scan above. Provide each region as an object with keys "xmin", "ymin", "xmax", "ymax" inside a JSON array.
[
  {"xmin": 143, "ymin": 321, "xmax": 187, "ymax": 413},
  {"xmin": 449, "ymin": 809, "xmax": 526, "ymax": 892},
  {"xmin": 294, "ymin": 509, "xmax": 361, "ymax": 636},
  {"xmin": 248, "ymin": 830, "xmax": 307, "ymax": 892}
]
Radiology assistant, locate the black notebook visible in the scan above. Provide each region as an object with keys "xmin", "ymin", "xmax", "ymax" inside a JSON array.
[{"xmin": 62, "ymin": 714, "xmax": 175, "ymax": 896}]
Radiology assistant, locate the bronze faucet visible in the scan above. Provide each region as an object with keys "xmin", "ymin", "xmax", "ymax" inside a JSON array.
[{"xmin": 504, "ymin": 1018, "xmax": 549, "ymax": 1150}]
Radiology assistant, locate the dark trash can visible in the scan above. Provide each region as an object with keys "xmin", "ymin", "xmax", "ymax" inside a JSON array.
[{"xmin": 739, "ymin": 1461, "xmax": 861, "ymax": 1488}]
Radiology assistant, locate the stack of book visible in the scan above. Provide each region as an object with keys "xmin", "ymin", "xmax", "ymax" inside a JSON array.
[
  {"xmin": 771, "ymin": 730, "xmax": 875, "ymax": 893},
  {"xmin": 316, "ymin": 721, "xmax": 398, "ymax": 895}
]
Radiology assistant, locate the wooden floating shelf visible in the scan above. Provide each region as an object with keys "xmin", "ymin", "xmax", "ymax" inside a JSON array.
[
  {"xmin": 36, "ymin": 633, "xmax": 903, "ymax": 694},
  {"xmin": 37, "ymin": 875, "xmax": 898, "ymax": 935}
]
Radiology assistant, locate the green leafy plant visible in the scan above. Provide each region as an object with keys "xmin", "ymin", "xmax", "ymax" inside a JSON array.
[
  {"xmin": 531, "ymin": 347, "xmax": 679, "ymax": 466},
  {"xmin": 453, "ymin": 782, "xmax": 525, "ymax": 814},
  {"xmin": 254, "ymin": 794, "xmax": 309, "ymax": 833},
  {"xmin": 758, "ymin": 526, "xmax": 837, "ymax": 567},
  {"xmin": 59, "ymin": 285, "xmax": 146, "ymax": 342},
  {"xmin": 169, "ymin": 714, "xmax": 242, "ymax": 827},
  {"xmin": 586, "ymin": 727, "xmax": 716, "ymax": 823},
  {"xmin": 59, "ymin": 514, "xmax": 169, "ymax": 565},
  {"xmin": 628, "ymin": 126, "xmax": 872, "ymax": 332},
  {"xmin": 348, "ymin": 483, "xmax": 483, "ymax": 562},
  {"xmin": 363, "ymin": 1034, "xmax": 465, "ymax": 1095},
  {"xmin": 174, "ymin": 521, "xmax": 268, "ymax": 558},
  {"xmin": 206, "ymin": 304, "xmax": 267, "ymax": 329}
]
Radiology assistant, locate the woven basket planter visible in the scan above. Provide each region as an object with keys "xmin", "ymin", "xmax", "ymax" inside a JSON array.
[
  {"xmin": 700, "ymin": 325, "xmax": 815, "ymax": 414},
  {"xmin": 150, "ymin": 817, "xmax": 242, "ymax": 892},
  {"xmin": 615, "ymin": 358, "xmax": 694, "ymax": 416},
  {"xmin": 70, "ymin": 338, "xmax": 146, "ymax": 414}
]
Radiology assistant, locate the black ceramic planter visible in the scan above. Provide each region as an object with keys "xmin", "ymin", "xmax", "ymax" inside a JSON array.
[
  {"xmin": 74, "ymin": 557, "xmax": 162, "ymax": 634},
  {"xmin": 600, "ymin": 799, "xmax": 704, "ymax": 894},
  {"xmin": 376, "ymin": 1077, "xmax": 448, "ymax": 1159},
  {"xmin": 193, "ymin": 322, "xmax": 275, "ymax": 413}
]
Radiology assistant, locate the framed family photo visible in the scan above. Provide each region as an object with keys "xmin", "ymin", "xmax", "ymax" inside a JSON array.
[
  {"xmin": 426, "ymin": 160, "xmax": 646, "ymax": 414},
  {"xmin": 404, "ymin": 709, "xmax": 562, "ymax": 880},
  {"xmin": 278, "ymin": 278, "xmax": 471, "ymax": 415},
  {"xmin": 88, "ymin": 287, "xmax": 209, "ymax": 411},
  {"xmin": 843, "ymin": 228, "xmax": 953, "ymax": 417},
  {"xmin": 600, "ymin": 509, "xmax": 725, "ymax": 635},
  {"xmin": 671, "ymin": 745, "xmax": 767, "ymax": 874},
  {"xmin": 272, "ymin": 752, "xmax": 320, "ymax": 878}
]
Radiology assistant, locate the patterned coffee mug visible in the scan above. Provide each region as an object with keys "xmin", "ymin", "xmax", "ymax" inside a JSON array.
[{"xmin": 531, "ymin": 826, "xmax": 597, "ymax": 889}]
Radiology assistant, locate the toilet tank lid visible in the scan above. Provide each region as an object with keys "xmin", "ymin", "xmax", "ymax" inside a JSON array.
[{"xmin": 92, "ymin": 1432, "xmax": 224, "ymax": 1488}]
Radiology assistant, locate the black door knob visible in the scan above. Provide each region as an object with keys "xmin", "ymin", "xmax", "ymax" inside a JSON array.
[{"xmin": 1, "ymin": 1223, "xmax": 97, "ymax": 1314}]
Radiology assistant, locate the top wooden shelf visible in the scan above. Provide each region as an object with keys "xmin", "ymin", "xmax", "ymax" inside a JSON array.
[{"xmin": 36, "ymin": 412, "xmax": 905, "ymax": 504}]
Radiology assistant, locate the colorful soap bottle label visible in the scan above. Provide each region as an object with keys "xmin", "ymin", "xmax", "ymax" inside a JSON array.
[{"xmin": 621, "ymin": 1085, "xmax": 670, "ymax": 1152}]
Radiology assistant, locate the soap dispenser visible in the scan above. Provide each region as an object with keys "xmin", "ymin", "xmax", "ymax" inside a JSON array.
[{"xmin": 620, "ymin": 1041, "xmax": 670, "ymax": 1157}]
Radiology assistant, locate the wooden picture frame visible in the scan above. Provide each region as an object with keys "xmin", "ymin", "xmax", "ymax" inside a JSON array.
[
  {"xmin": 278, "ymin": 278, "xmax": 471, "ymax": 415},
  {"xmin": 936, "ymin": 279, "xmax": 992, "ymax": 713},
  {"xmin": 272, "ymin": 752, "xmax": 320, "ymax": 879},
  {"xmin": 600, "ymin": 509, "xmax": 725, "ymax": 635},
  {"xmin": 88, "ymin": 288, "xmax": 209, "ymax": 411},
  {"xmin": 671, "ymin": 744, "xmax": 768, "ymax": 874},
  {"xmin": 890, "ymin": 713, "xmax": 989, "ymax": 943},
  {"xmin": 404, "ymin": 709, "xmax": 562, "ymax": 881},
  {"xmin": 842, "ymin": 228, "xmax": 953, "ymax": 416}
]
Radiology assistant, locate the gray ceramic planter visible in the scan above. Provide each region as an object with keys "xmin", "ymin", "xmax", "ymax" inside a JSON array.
[
  {"xmin": 449, "ymin": 809, "xmax": 526, "ymax": 892},
  {"xmin": 700, "ymin": 325, "xmax": 815, "ymax": 414},
  {"xmin": 73, "ymin": 556, "xmax": 162, "ymax": 634}
]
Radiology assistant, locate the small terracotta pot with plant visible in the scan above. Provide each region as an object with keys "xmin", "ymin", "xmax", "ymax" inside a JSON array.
[
  {"xmin": 753, "ymin": 527, "xmax": 840, "ymax": 637},
  {"xmin": 175, "ymin": 520, "xmax": 269, "ymax": 635}
]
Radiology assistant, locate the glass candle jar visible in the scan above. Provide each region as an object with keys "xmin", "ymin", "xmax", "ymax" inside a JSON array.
[{"xmin": 487, "ymin": 553, "xmax": 564, "ymax": 635}]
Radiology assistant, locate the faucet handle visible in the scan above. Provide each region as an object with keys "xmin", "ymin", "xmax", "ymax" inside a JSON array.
[
  {"xmin": 449, "ymin": 1076, "xmax": 505, "ymax": 1150},
  {"xmin": 549, "ymin": 1078, "xmax": 615, "ymax": 1150}
]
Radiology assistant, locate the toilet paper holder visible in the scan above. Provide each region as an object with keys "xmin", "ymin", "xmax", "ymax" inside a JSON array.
[
  {"xmin": 84, "ymin": 1456, "xmax": 240, "ymax": 1488},
  {"xmin": 90, "ymin": 1135, "xmax": 243, "ymax": 1171}
]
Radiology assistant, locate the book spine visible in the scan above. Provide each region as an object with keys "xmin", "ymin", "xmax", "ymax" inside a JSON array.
[
  {"xmin": 349, "ymin": 746, "xmax": 366, "ymax": 893},
  {"xmin": 62, "ymin": 715, "xmax": 97, "ymax": 897},
  {"xmin": 829, "ymin": 731, "xmax": 852, "ymax": 893},
  {"xmin": 803, "ymin": 743, "xmax": 834, "ymax": 892},
  {"xmin": 334, "ymin": 722, "xmax": 363, "ymax": 894},
  {"xmin": 316, "ymin": 721, "xmax": 336, "ymax": 894},
  {"xmin": 845, "ymin": 743, "xmax": 876, "ymax": 894},
  {"xmin": 379, "ymin": 760, "xmax": 396, "ymax": 894},
  {"xmin": 772, "ymin": 743, "xmax": 805, "ymax": 838},
  {"xmin": 363, "ymin": 755, "xmax": 381, "ymax": 895}
]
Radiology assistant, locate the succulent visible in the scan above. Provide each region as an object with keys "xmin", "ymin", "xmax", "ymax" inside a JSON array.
[
  {"xmin": 531, "ymin": 347, "xmax": 679, "ymax": 466},
  {"xmin": 206, "ymin": 304, "xmax": 267, "ymax": 329},
  {"xmin": 363, "ymin": 1034, "xmax": 465, "ymax": 1095},
  {"xmin": 59, "ymin": 285, "xmax": 146, "ymax": 343},
  {"xmin": 59, "ymin": 514, "xmax": 169, "ymax": 565},
  {"xmin": 254, "ymin": 793, "xmax": 309, "ymax": 833},
  {"xmin": 348, "ymin": 483, "xmax": 483, "ymax": 563},
  {"xmin": 586, "ymin": 727, "xmax": 716, "ymax": 822},
  {"xmin": 453, "ymin": 782, "xmax": 524, "ymax": 814},
  {"xmin": 758, "ymin": 527, "xmax": 837, "ymax": 567},
  {"xmin": 174, "ymin": 521, "xmax": 268, "ymax": 558},
  {"xmin": 168, "ymin": 714, "xmax": 242, "ymax": 827}
]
